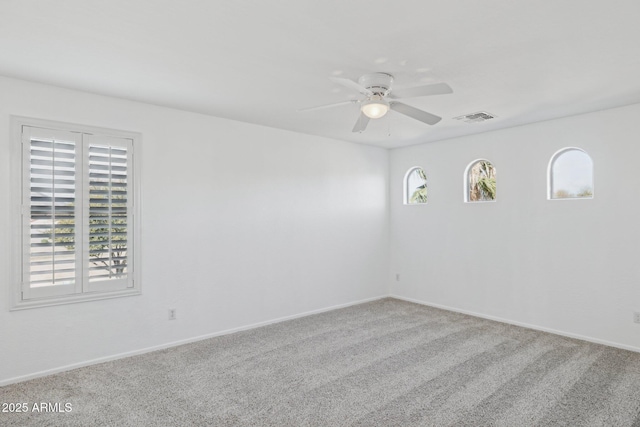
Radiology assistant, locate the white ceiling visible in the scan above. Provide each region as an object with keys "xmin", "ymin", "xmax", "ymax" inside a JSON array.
[{"xmin": 1, "ymin": 1, "xmax": 640, "ymax": 148}]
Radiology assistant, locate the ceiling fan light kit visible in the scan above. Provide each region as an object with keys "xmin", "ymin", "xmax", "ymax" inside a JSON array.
[
  {"xmin": 361, "ymin": 95, "xmax": 390, "ymax": 119},
  {"xmin": 302, "ymin": 72, "xmax": 453, "ymax": 133}
]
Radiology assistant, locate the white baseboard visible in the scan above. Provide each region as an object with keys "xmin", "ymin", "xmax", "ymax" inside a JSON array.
[
  {"xmin": 391, "ymin": 294, "xmax": 640, "ymax": 354},
  {"xmin": 6, "ymin": 293, "xmax": 636, "ymax": 387},
  {"xmin": 1, "ymin": 295, "xmax": 388, "ymax": 387}
]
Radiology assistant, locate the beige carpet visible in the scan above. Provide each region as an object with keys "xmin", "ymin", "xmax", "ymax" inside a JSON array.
[{"xmin": 2, "ymin": 298, "xmax": 640, "ymax": 426}]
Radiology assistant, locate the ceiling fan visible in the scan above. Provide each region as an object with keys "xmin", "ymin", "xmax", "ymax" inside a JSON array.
[{"xmin": 300, "ymin": 72, "xmax": 453, "ymax": 132}]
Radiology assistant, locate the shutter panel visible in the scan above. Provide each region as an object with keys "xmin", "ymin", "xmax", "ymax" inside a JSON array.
[
  {"xmin": 84, "ymin": 135, "xmax": 133, "ymax": 292},
  {"xmin": 22, "ymin": 127, "xmax": 82, "ymax": 299}
]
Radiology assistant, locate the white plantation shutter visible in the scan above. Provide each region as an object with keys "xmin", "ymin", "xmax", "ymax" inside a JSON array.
[
  {"xmin": 84, "ymin": 135, "xmax": 133, "ymax": 292},
  {"xmin": 22, "ymin": 127, "xmax": 82, "ymax": 299},
  {"xmin": 19, "ymin": 122, "xmax": 137, "ymax": 305}
]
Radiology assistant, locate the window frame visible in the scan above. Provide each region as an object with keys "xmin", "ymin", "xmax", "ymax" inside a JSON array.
[
  {"xmin": 10, "ymin": 116, "xmax": 142, "ymax": 310},
  {"xmin": 403, "ymin": 166, "xmax": 428, "ymax": 205},
  {"xmin": 464, "ymin": 158, "xmax": 497, "ymax": 203},
  {"xmin": 547, "ymin": 147, "xmax": 594, "ymax": 201}
]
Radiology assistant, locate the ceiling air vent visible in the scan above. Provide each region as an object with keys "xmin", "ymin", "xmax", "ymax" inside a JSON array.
[{"xmin": 453, "ymin": 111, "xmax": 496, "ymax": 123}]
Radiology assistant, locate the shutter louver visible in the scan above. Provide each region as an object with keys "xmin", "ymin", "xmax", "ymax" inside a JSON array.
[{"xmin": 28, "ymin": 137, "xmax": 78, "ymax": 290}]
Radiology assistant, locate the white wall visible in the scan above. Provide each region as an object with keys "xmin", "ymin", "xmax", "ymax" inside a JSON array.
[
  {"xmin": 390, "ymin": 103, "xmax": 640, "ymax": 350},
  {"xmin": 5, "ymin": 74, "xmax": 639, "ymax": 386},
  {"xmin": 0, "ymin": 76, "xmax": 389, "ymax": 384}
]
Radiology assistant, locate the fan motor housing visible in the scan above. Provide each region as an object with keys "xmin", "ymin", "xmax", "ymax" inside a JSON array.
[{"xmin": 358, "ymin": 73, "xmax": 393, "ymax": 96}]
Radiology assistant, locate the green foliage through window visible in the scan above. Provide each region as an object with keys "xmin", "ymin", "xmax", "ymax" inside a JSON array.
[
  {"xmin": 468, "ymin": 160, "xmax": 496, "ymax": 202},
  {"xmin": 43, "ymin": 184, "xmax": 127, "ymax": 278},
  {"xmin": 406, "ymin": 167, "xmax": 427, "ymax": 204}
]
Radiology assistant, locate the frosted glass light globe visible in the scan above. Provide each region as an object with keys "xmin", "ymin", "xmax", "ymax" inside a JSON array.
[{"xmin": 361, "ymin": 96, "xmax": 389, "ymax": 119}]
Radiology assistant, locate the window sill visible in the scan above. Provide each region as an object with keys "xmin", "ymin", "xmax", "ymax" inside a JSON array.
[{"xmin": 11, "ymin": 288, "xmax": 141, "ymax": 311}]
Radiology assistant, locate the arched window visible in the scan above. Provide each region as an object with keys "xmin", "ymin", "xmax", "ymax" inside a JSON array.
[
  {"xmin": 548, "ymin": 148, "xmax": 593, "ymax": 199},
  {"xmin": 404, "ymin": 167, "xmax": 427, "ymax": 204},
  {"xmin": 465, "ymin": 159, "xmax": 496, "ymax": 202}
]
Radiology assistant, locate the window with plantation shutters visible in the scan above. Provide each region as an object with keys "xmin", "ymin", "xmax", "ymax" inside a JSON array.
[{"xmin": 14, "ymin": 119, "xmax": 140, "ymax": 309}]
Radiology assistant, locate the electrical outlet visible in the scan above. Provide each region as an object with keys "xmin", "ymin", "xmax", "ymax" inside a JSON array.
[
  {"xmin": 396, "ymin": 273, "xmax": 400, "ymax": 282},
  {"xmin": 634, "ymin": 312, "xmax": 640, "ymax": 324},
  {"xmin": 168, "ymin": 308, "xmax": 176, "ymax": 320}
]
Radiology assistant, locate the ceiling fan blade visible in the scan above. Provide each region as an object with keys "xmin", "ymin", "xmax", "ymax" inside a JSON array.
[
  {"xmin": 298, "ymin": 99, "xmax": 357, "ymax": 112},
  {"xmin": 390, "ymin": 102, "xmax": 442, "ymax": 125},
  {"xmin": 352, "ymin": 112, "xmax": 370, "ymax": 132},
  {"xmin": 329, "ymin": 77, "xmax": 373, "ymax": 96},
  {"xmin": 390, "ymin": 82, "xmax": 453, "ymax": 99}
]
